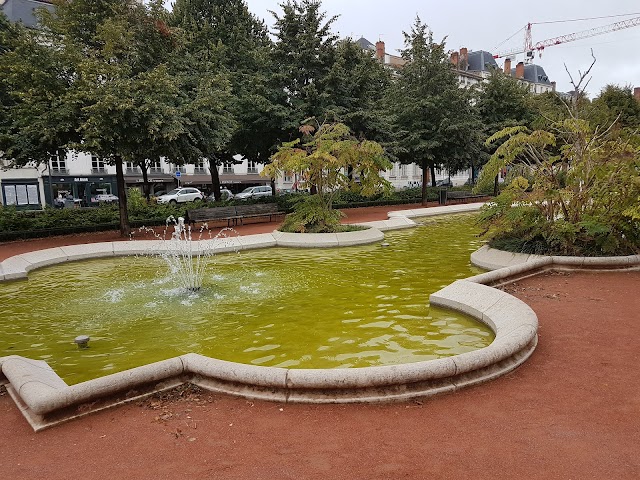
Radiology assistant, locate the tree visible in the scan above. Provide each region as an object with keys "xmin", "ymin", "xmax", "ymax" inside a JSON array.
[
  {"xmin": 171, "ymin": 0, "xmax": 285, "ymax": 201},
  {"xmin": 387, "ymin": 17, "xmax": 481, "ymax": 204},
  {"xmin": 270, "ymin": 0, "xmax": 338, "ymax": 134},
  {"xmin": 262, "ymin": 122, "xmax": 392, "ymax": 232},
  {"xmin": 476, "ymin": 68, "xmax": 535, "ymax": 193},
  {"xmin": 323, "ymin": 39, "xmax": 392, "ymax": 143},
  {"xmin": 475, "ymin": 62, "xmax": 640, "ymax": 256},
  {"xmin": 590, "ymin": 85, "xmax": 640, "ymax": 140},
  {"xmin": 0, "ymin": 9, "xmax": 82, "ymax": 169},
  {"xmin": 2, "ymin": 0, "xmax": 235, "ymax": 236}
]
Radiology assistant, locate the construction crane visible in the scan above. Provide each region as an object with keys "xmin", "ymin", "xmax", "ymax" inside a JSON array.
[{"xmin": 493, "ymin": 15, "xmax": 640, "ymax": 60}]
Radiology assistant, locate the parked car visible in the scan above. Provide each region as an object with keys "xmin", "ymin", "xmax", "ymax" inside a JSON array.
[
  {"xmin": 234, "ymin": 185, "xmax": 272, "ymax": 200},
  {"xmin": 207, "ymin": 188, "xmax": 234, "ymax": 202},
  {"xmin": 435, "ymin": 179, "xmax": 453, "ymax": 188},
  {"xmin": 93, "ymin": 193, "xmax": 119, "ymax": 203},
  {"xmin": 156, "ymin": 187, "xmax": 204, "ymax": 204}
]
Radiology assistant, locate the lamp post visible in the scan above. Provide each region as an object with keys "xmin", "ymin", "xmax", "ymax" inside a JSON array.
[{"xmin": 47, "ymin": 155, "xmax": 54, "ymax": 207}]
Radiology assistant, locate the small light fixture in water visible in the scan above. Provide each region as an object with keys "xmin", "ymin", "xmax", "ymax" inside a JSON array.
[
  {"xmin": 74, "ymin": 335, "xmax": 90, "ymax": 349},
  {"xmin": 381, "ymin": 242, "xmax": 390, "ymax": 247}
]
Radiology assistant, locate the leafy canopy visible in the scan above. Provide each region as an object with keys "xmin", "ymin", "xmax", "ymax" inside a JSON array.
[{"xmin": 262, "ymin": 122, "xmax": 392, "ymax": 232}]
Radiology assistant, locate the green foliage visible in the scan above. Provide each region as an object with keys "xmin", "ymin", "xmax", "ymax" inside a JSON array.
[
  {"xmin": 279, "ymin": 195, "xmax": 343, "ymax": 232},
  {"xmin": 270, "ymin": 0, "xmax": 338, "ymax": 129},
  {"xmin": 386, "ymin": 17, "xmax": 482, "ymax": 198},
  {"xmin": 476, "ymin": 114, "xmax": 640, "ymax": 256},
  {"xmin": 264, "ymin": 122, "xmax": 392, "ymax": 232}
]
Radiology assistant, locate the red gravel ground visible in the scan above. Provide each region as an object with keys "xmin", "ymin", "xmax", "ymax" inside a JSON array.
[{"xmin": 1, "ymin": 205, "xmax": 639, "ymax": 479}]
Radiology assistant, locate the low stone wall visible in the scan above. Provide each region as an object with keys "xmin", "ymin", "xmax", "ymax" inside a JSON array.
[
  {"xmin": 1, "ymin": 202, "xmax": 542, "ymax": 431},
  {"xmin": 470, "ymin": 245, "xmax": 640, "ymax": 286}
]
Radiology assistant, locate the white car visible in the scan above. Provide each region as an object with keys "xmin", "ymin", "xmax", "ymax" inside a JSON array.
[
  {"xmin": 156, "ymin": 187, "xmax": 204, "ymax": 204},
  {"xmin": 234, "ymin": 185, "xmax": 272, "ymax": 200},
  {"xmin": 93, "ymin": 193, "xmax": 119, "ymax": 203}
]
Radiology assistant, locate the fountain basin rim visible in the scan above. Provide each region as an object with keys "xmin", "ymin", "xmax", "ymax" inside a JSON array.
[{"xmin": 0, "ymin": 277, "xmax": 536, "ymax": 431}]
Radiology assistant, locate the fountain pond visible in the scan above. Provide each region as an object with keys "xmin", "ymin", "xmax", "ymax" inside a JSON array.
[{"xmin": 0, "ymin": 213, "xmax": 494, "ymax": 385}]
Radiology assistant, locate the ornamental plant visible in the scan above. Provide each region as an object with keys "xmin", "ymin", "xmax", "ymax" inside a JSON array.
[
  {"xmin": 475, "ymin": 119, "xmax": 640, "ymax": 256},
  {"xmin": 262, "ymin": 122, "xmax": 392, "ymax": 232}
]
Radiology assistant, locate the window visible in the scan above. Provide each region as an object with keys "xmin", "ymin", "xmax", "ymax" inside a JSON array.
[
  {"xmin": 50, "ymin": 150, "xmax": 67, "ymax": 174},
  {"xmin": 91, "ymin": 156, "xmax": 105, "ymax": 173},
  {"xmin": 223, "ymin": 163, "xmax": 234, "ymax": 174},
  {"xmin": 3, "ymin": 183, "xmax": 40, "ymax": 206},
  {"xmin": 284, "ymin": 172, "xmax": 293, "ymax": 183},
  {"xmin": 150, "ymin": 160, "xmax": 162, "ymax": 174},
  {"xmin": 400, "ymin": 164, "xmax": 407, "ymax": 177},
  {"xmin": 247, "ymin": 161, "xmax": 258, "ymax": 174},
  {"xmin": 125, "ymin": 162, "xmax": 140, "ymax": 174},
  {"xmin": 194, "ymin": 160, "xmax": 206, "ymax": 174}
]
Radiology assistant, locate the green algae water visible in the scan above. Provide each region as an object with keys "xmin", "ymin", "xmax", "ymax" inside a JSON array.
[{"xmin": 0, "ymin": 213, "xmax": 493, "ymax": 384}]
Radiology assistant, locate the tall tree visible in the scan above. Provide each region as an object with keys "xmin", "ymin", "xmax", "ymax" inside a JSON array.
[
  {"xmin": 387, "ymin": 17, "xmax": 481, "ymax": 203},
  {"xmin": 590, "ymin": 84, "xmax": 640, "ymax": 135},
  {"xmin": 171, "ymin": 0, "xmax": 285, "ymax": 200},
  {"xmin": 270, "ymin": 0, "xmax": 338, "ymax": 134},
  {"xmin": 2, "ymin": 0, "xmax": 234, "ymax": 235},
  {"xmin": 476, "ymin": 68, "xmax": 535, "ymax": 192},
  {"xmin": 323, "ymin": 39, "xmax": 392, "ymax": 143}
]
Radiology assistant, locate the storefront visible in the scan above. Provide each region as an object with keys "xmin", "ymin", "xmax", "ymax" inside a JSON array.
[
  {"xmin": 0, "ymin": 178, "xmax": 42, "ymax": 210},
  {"xmin": 43, "ymin": 174, "xmax": 118, "ymax": 207}
]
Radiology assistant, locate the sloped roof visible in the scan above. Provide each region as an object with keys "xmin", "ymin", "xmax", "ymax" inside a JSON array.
[
  {"xmin": 467, "ymin": 50, "xmax": 499, "ymax": 72},
  {"xmin": 356, "ymin": 37, "xmax": 376, "ymax": 51},
  {"xmin": 511, "ymin": 64, "xmax": 552, "ymax": 85},
  {"xmin": 0, "ymin": 0, "xmax": 54, "ymax": 28}
]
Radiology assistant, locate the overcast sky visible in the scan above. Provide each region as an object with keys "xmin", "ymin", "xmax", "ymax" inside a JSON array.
[{"xmin": 165, "ymin": 0, "xmax": 640, "ymax": 96}]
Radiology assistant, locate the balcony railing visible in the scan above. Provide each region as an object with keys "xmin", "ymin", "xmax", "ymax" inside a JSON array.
[
  {"xmin": 194, "ymin": 168, "xmax": 207, "ymax": 174},
  {"xmin": 126, "ymin": 168, "xmax": 141, "ymax": 174},
  {"xmin": 91, "ymin": 168, "xmax": 107, "ymax": 174},
  {"xmin": 51, "ymin": 168, "xmax": 68, "ymax": 175}
]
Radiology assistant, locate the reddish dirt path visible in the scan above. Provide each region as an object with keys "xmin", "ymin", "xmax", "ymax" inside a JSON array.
[
  {"xmin": 1, "ymin": 207, "xmax": 639, "ymax": 479},
  {"xmin": 0, "ymin": 203, "xmax": 429, "ymax": 262}
]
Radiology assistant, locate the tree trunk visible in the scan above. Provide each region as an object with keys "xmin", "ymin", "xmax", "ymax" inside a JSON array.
[
  {"xmin": 421, "ymin": 159, "xmax": 429, "ymax": 206},
  {"xmin": 115, "ymin": 156, "xmax": 130, "ymax": 237},
  {"xmin": 141, "ymin": 161, "xmax": 150, "ymax": 201},
  {"xmin": 493, "ymin": 174, "xmax": 499, "ymax": 197},
  {"xmin": 430, "ymin": 164, "xmax": 436, "ymax": 187},
  {"xmin": 209, "ymin": 158, "xmax": 221, "ymax": 202},
  {"xmin": 270, "ymin": 178, "xmax": 276, "ymax": 196}
]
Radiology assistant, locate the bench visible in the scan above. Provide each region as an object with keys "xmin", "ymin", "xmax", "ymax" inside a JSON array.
[
  {"xmin": 185, "ymin": 206, "xmax": 239, "ymax": 227},
  {"xmin": 439, "ymin": 190, "xmax": 489, "ymax": 205},
  {"xmin": 186, "ymin": 204, "xmax": 285, "ymax": 227},
  {"xmin": 234, "ymin": 204, "xmax": 285, "ymax": 225}
]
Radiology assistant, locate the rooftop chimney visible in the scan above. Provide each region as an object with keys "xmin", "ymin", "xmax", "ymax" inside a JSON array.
[
  {"xmin": 634, "ymin": 87, "xmax": 640, "ymax": 102},
  {"xmin": 459, "ymin": 47, "xmax": 468, "ymax": 70},
  {"xmin": 551, "ymin": 81, "xmax": 557, "ymax": 92},
  {"xmin": 515, "ymin": 61, "xmax": 525, "ymax": 79},
  {"xmin": 503, "ymin": 58, "xmax": 511, "ymax": 75},
  {"xmin": 375, "ymin": 41, "xmax": 385, "ymax": 62},
  {"xmin": 450, "ymin": 51, "xmax": 459, "ymax": 68}
]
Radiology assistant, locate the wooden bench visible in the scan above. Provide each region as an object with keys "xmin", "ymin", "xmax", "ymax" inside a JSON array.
[
  {"xmin": 441, "ymin": 191, "xmax": 489, "ymax": 204},
  {"xmin": 186, "ymin": 204, "xmax": 285, "ymax": 227},
  {"xmin": 234, "ymin": 204, "xmax": 285, "ymax": 225},
  {"xmin": 185, "ymin": 206, "xmax": 239, "ymax": 227}
]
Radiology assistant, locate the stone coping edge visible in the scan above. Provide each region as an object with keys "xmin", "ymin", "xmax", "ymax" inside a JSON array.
[
  {"xmin": 0, "ymin": 276, "xmax": 537, "ymax": 431},
  {"xmin": 0, "ymin": 202, "xmax": 539, "ymax": 431},
  {"xmin": 469, "ymin": 245, "xmax": 640, "ymax": 285}
]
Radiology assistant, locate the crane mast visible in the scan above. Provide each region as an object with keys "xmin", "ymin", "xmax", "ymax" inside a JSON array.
[{"xmin": 493, "ymin": 15, "xmax": 640, "ymax": 59}]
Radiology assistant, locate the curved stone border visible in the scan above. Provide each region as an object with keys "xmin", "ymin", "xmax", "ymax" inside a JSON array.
[
  {"xmin": 469, "ymin": 245, "xmax": 640, "ymax": 285},
  {"xmin": 0, "ymin": 228, "xmax": 386, "ymax": 281},
  {"xmin": 1, "ymin": 202, "xmax": 541, "ymax": 431}
]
